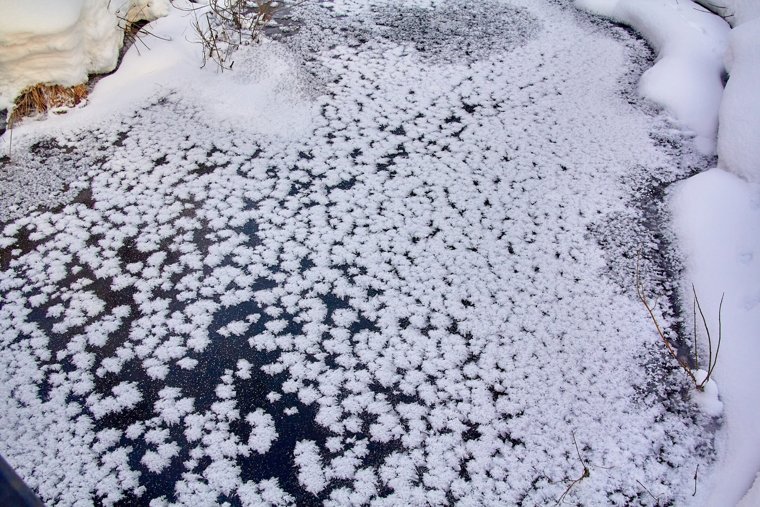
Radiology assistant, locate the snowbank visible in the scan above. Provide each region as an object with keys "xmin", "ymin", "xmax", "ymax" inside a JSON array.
[
  {"xmin": 696, "ymin": 0, "xmax": 760, "ymax": 26},
  {"xmin": 0, "ymin": 0, "xmax": 170, "ymax": 111},
  {"xmin": 575, "ymin": 0, "xmax": 729, "ymax": 155},
  {"xmin": 738, "ymin": 472, "xmax": 760, "ymax": 507},
  {"xmin": 716, "ymin": 18, "xmax": 760, "ymax": 183},
  {"xmin": 672, "ymin": 169, "xmax": 760, "ymax": 506}
]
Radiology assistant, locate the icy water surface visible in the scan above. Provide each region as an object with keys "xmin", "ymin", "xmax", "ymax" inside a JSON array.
[{"xmin": 1, "ymin": 0, "xmax": 715, "ymax": 505}]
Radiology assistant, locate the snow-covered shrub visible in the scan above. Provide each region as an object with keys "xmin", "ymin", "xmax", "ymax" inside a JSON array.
[{"xmin": 190, "ymin": 0, "xmax": 286, "ymax": 70}]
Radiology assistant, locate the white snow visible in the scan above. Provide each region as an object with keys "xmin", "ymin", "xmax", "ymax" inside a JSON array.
[
  {"xmin": 716, "ymin": 17, "xmax": 760, "ymax": 183},
  {"xmin": 738, "ymin": 472, "xmax": 760, "ymax": 507},
  {"xmin": 691, "ymin": 370, "xmax": 723, "ymax": 417},
  {"xmin": 0, "ymin": 1, "xmax": 86, "ymax": 35},
  {"xmin": 575, "ymin": 0, "xmax": 729, "ymax": 154},
  {"xmin": 696, "ymin": 0, "xmax": 760, "ymax": 26},
  {"xmin": 1, "ymin": 0, "xmax": 748, "ymax": 504},
  {"xmin": 245, "ymin": 409, "xmax": 277, "ymax": 454},
  {"xmin": 294, "ymin": 440, "xmax": 327, "ymax": 495},
  {"xmin": 672, "ymin": 168, "xmax": 760, "ymax": 506},
  {"xmin": 575, "ymin": 1, "xmax": 760, "ymax": 501},
  {"xmin": 0, "ymin": 0, "xmax": 170, "ymax": 111}
]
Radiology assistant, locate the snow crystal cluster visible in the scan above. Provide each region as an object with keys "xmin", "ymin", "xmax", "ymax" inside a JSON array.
[{"xmin": 0, "ymin": 0, "xmax": 171, "ymax": 110}]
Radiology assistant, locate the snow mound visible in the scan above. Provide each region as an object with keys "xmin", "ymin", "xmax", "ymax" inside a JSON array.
[
  {"xmin": 575, "ymin": 0, "xmax": 729, "ymax": 155},
  {"xmin": 717, "ymin": 17, "xmax": 760, "ymax": 183},
  {"xmin": 672, "ymin": 168, "xmax": 760, "ymax": 505},
  {"xmin": 738, "ymin": 472, "xmax": 760, "ymax": 507},
  {"xmin": 697, "ymin": 0, "xmax": 760, "ymax": 27},
  {"xmin": 0, "ymin": 0, "xmax": 170, "ymax": 111},
  {"xmin": 691, "ymin": 369, "xmax": 723, "ymax": 417}
]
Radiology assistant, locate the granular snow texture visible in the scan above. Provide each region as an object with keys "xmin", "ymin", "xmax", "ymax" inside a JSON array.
[{"xmin": 0, "ymin": 0, "xmax": 716, "ymax": 505}]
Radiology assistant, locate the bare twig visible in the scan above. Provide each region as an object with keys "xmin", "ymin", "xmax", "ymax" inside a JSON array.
[
  {"xmin": 555, "ymin": 432, "xmax": 590, "ymax": 505},
  {"xmin": 190, "ymin": 0, "xmax": 305, "ymax": 71},
  {"xmin": 6, "ymin": 120, "xmax": 12, "ymax": 161},
  {"xmin": 636, "ymin": 253, "xmax": 697, "ymax": 385},
  {"xmin": 694, "ymin": 284, "xmax": 712, "ymax": 375},
  {"xmin": 636, "ymin": 252, "xmax": 724, "ymax": 391},
  {"xmin": 636, "ymin": 479, "xmax": 661, "ymax": 506},
  {"xmin": 693, "ymin": 296, "xmax": 699, "ymax": 370},
  {"xmin": 708, "ymin": 294, "xmax": 724, "ymax": 380}
]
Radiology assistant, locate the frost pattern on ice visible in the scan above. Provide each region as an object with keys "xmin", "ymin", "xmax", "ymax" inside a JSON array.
[{"xmin": 0, "ymin": 0, "xmax": 715, "ymax": 505}]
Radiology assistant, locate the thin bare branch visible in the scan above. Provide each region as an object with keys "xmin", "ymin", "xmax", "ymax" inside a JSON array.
[
  {"xmin": 636, "ymin": 252, "xmax": 697, "ymax": 385},
  {"xmin": 693, "ymin": 296, "xmax": 699, "ymax": 370},
  {"xmin": 636, "ymin": 479, "xmax": 660, "ymax": 506},
  {"xmin": 693, "ymin": 285, "xmax": 713, "ymax": 378},
  {"xmin": 555, "ymin": 432, "xmax": 590, "ymax": 505},
  {"xmin": 707, "ymin": 294, "xmax": 724, "ymax": 380}
]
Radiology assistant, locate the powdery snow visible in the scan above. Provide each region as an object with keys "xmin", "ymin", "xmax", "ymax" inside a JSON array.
[
  {"xmin": 0, "ymin": 0, "xmax": 87, "ymax": 35},
  {"xmin": 738, "ymin": 473, "xmax": 760, "ymax": 507},
  {"xmin": 696, "ymin": 0, "xmax": 760, "ymax": 26},
  {"xmin": 579, "ymin": 0, "xmax": 760, "ymax": 503}
]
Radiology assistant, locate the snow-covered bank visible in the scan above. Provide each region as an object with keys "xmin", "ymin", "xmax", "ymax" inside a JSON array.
[
  {"xmin": 717, "ymin": 17, "xmax": 760, "ymax": 183},
  {"xmin": 574, "ymin": 0, "xmax": 729, "ymax": 155},
  {"xmin": 0, "ymin": 0, "xmax": 170, "ymax": 111},
  {"xmin": 574, "ymin": 0, "xmax": 759, "ymax": 182},
  {"xmin": 673, "ymin": 1, "xmax": 760, "ymax": 503},
  {"xmin": 696, "ymin": 0, "xmax": 760, "ymax": 26},
  {"xmin": 575, "ymin": 0, "xmax": 760, "ymax": 504},
  {"xmin": 672, "ymin": 170, "xmax": 760, "ymax": 506}
]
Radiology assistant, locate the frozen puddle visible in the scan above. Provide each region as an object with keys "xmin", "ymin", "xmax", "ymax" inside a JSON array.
[{"xmin": 0, "ymin": 0, "xmax": 715, "ymax": 505}]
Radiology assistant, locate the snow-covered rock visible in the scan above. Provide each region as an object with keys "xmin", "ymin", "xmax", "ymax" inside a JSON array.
[{"xmin": 0, "ymin": 0, "xmax": 170, "ymax": 110}]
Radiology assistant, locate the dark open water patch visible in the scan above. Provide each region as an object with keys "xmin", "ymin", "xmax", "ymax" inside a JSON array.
[{"xmin": 372, "ymin": 0, "xmax": 539, "ymax": 62}]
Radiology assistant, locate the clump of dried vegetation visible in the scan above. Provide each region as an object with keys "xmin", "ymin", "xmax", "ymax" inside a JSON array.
[
  {"xmin": 9, "ymin": 83, "xmax": 89, "ymax": 126},
  {"xmin": 4, "ymin": 83, "xmax": 89, "ymax": 159}
]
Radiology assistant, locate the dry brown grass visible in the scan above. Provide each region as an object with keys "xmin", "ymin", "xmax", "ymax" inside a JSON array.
[{"xmin": 9, "ymin": 82, "xmax": 89, "ymax": 125}]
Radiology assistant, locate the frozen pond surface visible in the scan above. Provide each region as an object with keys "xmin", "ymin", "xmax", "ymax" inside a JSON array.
[{"xmin": 0, "ymin": 0, "xmax": 717, "ymax": 505}]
